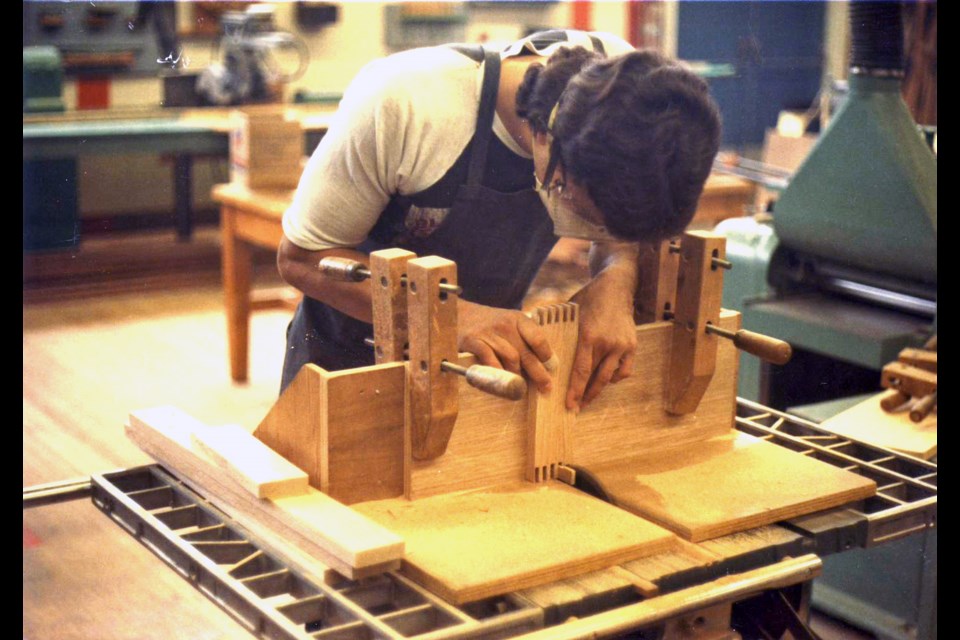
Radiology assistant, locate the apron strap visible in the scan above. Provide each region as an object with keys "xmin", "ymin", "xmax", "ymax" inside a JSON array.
[{"xmin": 464, "ymin": 48, "xmax": 501, "ymax": 191}]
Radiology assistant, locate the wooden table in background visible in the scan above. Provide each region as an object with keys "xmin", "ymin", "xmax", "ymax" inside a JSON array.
[
  {"xmin": 691, "ymin": 173, "xmax": 755, "ymax": 224},
  {"xmin": 212, "ymin": 182, "xmax": 297, "ymax": 382}
]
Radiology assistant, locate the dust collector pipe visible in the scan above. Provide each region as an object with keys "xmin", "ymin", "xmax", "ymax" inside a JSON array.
[{"xmin": 849, "ymin": 2, "xmax": 904, "ymax": 77}]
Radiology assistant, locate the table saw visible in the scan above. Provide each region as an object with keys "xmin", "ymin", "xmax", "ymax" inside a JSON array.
[{"xmin": 24, "ymin": 226, "xmax": 937, "ymax": 638}]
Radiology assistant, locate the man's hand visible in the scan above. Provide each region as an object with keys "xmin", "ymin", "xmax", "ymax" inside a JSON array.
[
  {"xmin": 458, "ymin": 299, "xmax": 555, "ymax": 393},
  {"xmin": 565, "ymin": 243, "xmax": 639, "ymax": 412}
]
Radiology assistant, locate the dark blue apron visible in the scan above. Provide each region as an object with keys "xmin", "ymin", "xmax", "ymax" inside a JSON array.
[{"xmin": 280, "ymin": 45, "xmax": 562, "ymax": 392}]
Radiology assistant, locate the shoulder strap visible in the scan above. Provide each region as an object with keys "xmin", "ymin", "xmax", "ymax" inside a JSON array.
[{"xmin": 464, "ymin": 47, "xmax": 501, "ymax": 189}]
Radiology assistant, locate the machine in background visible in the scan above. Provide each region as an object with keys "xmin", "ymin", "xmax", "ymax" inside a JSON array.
[{"xmin": 718, "ymin": 4, "xmax": 936, "ymax": 639}]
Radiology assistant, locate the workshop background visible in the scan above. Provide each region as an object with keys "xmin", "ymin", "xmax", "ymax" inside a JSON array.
[{"xmin": 24, "ymin": 2, "xmax": 936, "ymax": 640}]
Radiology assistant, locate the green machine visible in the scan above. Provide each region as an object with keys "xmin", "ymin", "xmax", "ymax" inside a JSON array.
[{"xmin": 718, "ymin": 5, "xmax": 936, "ymax": 639}]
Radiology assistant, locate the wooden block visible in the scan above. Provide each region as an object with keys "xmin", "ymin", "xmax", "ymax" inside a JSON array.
[
  {"xmin": 128, "ymin": 407, "xmax": 404, "ymax": 578},
  {"xmin": 353, "ymin": 482, "xmax": 675, "ymax": 604},
  {"xmin": 881, "ymin": 361, "xmax": 937, "ymax": 398},
  {"xmin": 406, "ymin": 256, "xmax": 459, "ymax": 462},
  {"xmin": 255, "ymin": 363, "xmax": 405, "ymax": 505},
  {"xmin": 526, "ymin": 303, "xmax": 579, "ymax": 482},
  {"xmin": 634, "ymin": 239, "xmax": 679, "ymax": 324},
  {"xmin": 191, "ymin": 423, "xmax": 309, "ymax": 499},
  {"xmin": 370, "ymin": 248, "xmax": 415, "ymax": 364},
  {"xmin": 897, "ymin": 348, "xmax": 936, "ymax": 373},
  {"xmin": 585, "ymin": 431, "xmax": 876, "ymax": 542},
  {"xmin": 820, "ymin": 392, "xmax": 936, "ymax": 460},
  {"xmin": 665, "ymin": 232, "xmax": 726, "ymax": 415},
  {"xmin": 230, "ymin": 110, "xmax": 303, "ymax": 189}
]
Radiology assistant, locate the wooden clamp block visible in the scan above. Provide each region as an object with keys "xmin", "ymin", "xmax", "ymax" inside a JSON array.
[
  {"xmin": 881, "ymin": 361, "xmax": 937, "ymax": 398},
  {"xmin": 665, "ymin": 232, "xmax": 726, "ymax": 415},
  {"xmin": 370, "ymin": 248, "xmax": 416, "ymax": 364},
  {"xmin": 634, "ymin": 238, "xmax": 679, "ymax": 324},
  {"xmin": 407, "ymin": 256, "xmax": 459, "ymax": 461},
  {"xmin": 898, "ymin": 348, "xmax": 937, "ymax": 374},
  {"xmin": 527, "ymin": 303, "xmax": 579, "ymax": 483}
]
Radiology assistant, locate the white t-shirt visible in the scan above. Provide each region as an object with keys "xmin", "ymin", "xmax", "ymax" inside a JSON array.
[{"xmin": 283, "ymin": 31, "xmax": 633, "ymax": 251}]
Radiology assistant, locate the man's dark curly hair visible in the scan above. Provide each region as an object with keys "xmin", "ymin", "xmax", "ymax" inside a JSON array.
[{"xmin": 516, "ymin": 47, "xmax": 722, "ymax": 242}]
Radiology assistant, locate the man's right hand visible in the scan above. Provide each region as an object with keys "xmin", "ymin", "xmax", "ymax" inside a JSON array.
[{"xmin": 457, "ymin": 299, "xmax": 554, "ymax": 394}]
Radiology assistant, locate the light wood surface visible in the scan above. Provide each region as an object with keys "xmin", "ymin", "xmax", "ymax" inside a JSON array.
[
  {"xmin": 370, "ymin": 248, "xmax": 415, "ymax": 363},
  {"xmin": 190, "ymin": 423, "xmax": 309, "ymax": 499},
  {"xmin": 665, "ymin": 232, "xmax": 726, "ymax": 415},
  {"xmin": 526, "ymin": 303, "xmax": 579, "ymax": 482},
  {"xmin": 406, "ymin": 256, "xmax": 460, "ymax": 461},
  {"xmin": 586, "ymin": 431, "xmax": 876, "ymax": 542},
  {"xmin": 353, "ymin": 482, "xmax": 676, "ymax": 604},
  {"xmin": 128, "ymin": 406, "xmax": 404, "ymax": 577},
  {"xmin": 634, "ymin": 240, "xmax": 678, "ymax": 324},
  {"xmin": 820, "ymin": 392, "xmax": 937, "ymax": 460}
]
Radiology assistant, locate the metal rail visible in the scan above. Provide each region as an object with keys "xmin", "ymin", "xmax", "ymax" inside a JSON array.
[
  {"xmin": 735, "ymin": 398, "xmax": 937, "ymax": 546},
  {"xmin": 90, "ymin": 466, "xmax": 543, "ymax": 640}
]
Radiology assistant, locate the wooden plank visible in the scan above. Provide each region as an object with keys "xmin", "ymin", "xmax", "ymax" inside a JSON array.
[
  {"xmin": 526, "ymin": 303, "xmax": 579, "ymax": 482},
  {"xmin": 820, "ymin": 392, "xmax": 937, "ymax": 460},
  {"xmin": 353, "ymin": 482, "xmax": 675, "ymax": 605},
  {"xmin": 586, "ymin": 431, "xmax": 876, "ymax": 542},
  {"xmin": 406, "ymin": 256, "xmax": 460, "ymax": 461},
  {"xmin": 191, "ymin": 424, "xmax": 308, "ymax": 499},
  {"xmin": 370, "ymin": 248, "xmax": 415, "ymax": 364},
  {"xmin": 898, "ymin": 347, "xmax": 936, "ymax": 373},
  {"xmin": 665, "ymin": 232, "xmax": 726, "ymax": 415},
  {"xmin": 128, "ymin": 406, "xmax": 404, "ymax": 577}
]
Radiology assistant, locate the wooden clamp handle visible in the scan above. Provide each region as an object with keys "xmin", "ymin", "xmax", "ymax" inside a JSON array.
[
  {"xmin": 705, "ymin": 324, "xmax": 793, "ymax": 365},
  {"xmin": 442, "ymin": 362, "xmax": 526, "ymax": 401},
  {"xmin": 910, "ymin": 392, "xmax": 937, "ymax": 423},
  {"xmin": 318, "ymin": 256, "xmax": 370, "ymax": 282}
]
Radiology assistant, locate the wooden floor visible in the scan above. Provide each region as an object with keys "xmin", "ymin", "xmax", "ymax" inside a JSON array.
[{"xmin": 23, "ymin": 228, "xmax": 290, "ymax": 640}]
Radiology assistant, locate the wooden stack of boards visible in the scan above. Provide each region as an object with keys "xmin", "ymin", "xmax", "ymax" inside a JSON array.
[{"xmin": 128, "ymin": 304, "xmax": 875, "ymax": 605}]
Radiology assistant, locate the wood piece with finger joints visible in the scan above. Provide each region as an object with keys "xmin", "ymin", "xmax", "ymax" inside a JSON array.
[
  {"xmin": 526, "ymin": 302, "xmax": 579, "ymax": 483},
  {"xmin": 665, "ymin": 232, "xmax": 726, "ymax": 415},
  {"xmin": 406, "ymin": 256, "xmax": 460, "ymax": 462}
]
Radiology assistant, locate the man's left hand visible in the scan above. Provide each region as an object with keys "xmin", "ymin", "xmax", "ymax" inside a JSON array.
[{"xmin": 565, "ymin": 267, "xmax": 638, "ymax": 412}]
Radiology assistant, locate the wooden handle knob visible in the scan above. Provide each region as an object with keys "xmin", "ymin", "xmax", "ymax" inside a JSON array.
[
  {"xmin": 464, "ymin": 365, "xmax": 527, "ymax": 401},
  {"xmin": 705, "ymin": 324, "xmax": 793, "ymax": 365},
  {"xmin": 318, "ymin": 257, "xmax": 369, "ymax": 282},
  {"xmin": 731, "ymin": 329, "xmax": 793, "ymax": 365},
  {"xmin": 910, "ymin": 392, "xmax": 937, "ymax": 423},
  {"xmin": 880, "ymin": 389, "xmax": 910, "ymax": 412}
]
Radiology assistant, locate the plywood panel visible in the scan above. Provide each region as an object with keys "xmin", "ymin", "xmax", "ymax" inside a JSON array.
[
  {"xmin": 820, "ymin": 392, "xmax": 937, "ymax": 460},
  {"xmin": 587, "ymin": 431, "xmax": 876, "ymax": 542},
  {"xmin": 354, "ymin": 482, "xmax": 676, "ymax": 604}
]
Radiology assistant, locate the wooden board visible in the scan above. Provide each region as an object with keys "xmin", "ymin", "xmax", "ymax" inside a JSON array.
[
  {"xmin": 585, "ymin": 431, "xmax": 876, "ymax": 542},
  {"xmin": 353, "ymin": 482, "xmax": 676, "ymax": 604},
  {"xmin": 257, "ymin": 311, "xmax": 741, "ymax": 504},
  {"xmin": 128, "ymin": 406, "xmax": 404, "ymax": 577},
  {"xmin": 820, "ymin": 392, "xmax": 937, "ymax": 460},
  {"xmin": 526, "ymin": 303, "xmax": 579, "ymax": 482},
  {"xmin": 190, "ymin": 423, "xmax": 308, "ymax": 499}
]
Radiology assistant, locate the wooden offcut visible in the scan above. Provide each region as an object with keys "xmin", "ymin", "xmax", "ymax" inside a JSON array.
[
  {"xmin": 665, "ymin": 232, "xmax": 726, "ymax": 415},
  {"xmin": 526, "ymin": 303, "xmax": 579, "ymax": 482},
  {"xmin": 353, "ymin": 482, "xmax": 676, "ymax": 604},
  {"xmin": 230, "ymin": 110, "xmax": 303, "ymax": 189},
  {"xmin": 127, "ymin": 406, "xmax": 405, "ymax": 578},
  {"xmin": 585, "ymin": 431, "xmax": 876, "ymax": 542},
  {"xmin": 821, "ymin": 392, "xmax": 937, "ymax": 460},
  {"xmin": 190, "ymin": 423, "xmax": 308, "ymax": 499}
]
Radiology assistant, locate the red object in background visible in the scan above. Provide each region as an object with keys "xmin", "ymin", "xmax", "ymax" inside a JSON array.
[
  {"xmin": 77, "ymin": 76, "xmax": 110, "ymax": 110},
  {"xmin": 571, "ymin": 1, "xmax": 592, "ymax": 31},
  {"xmin": 23, "ymin": 525, "xmax": 42, "ymax": 549}
]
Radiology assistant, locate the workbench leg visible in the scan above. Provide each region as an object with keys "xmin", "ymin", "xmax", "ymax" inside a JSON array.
[
  {"xmin": 222, "ymin": 205, "xmax": 252, "ymax": 382},
  {"xmin": 173, "ymin": 154, "xmax": 193, "ymax": 241}
]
